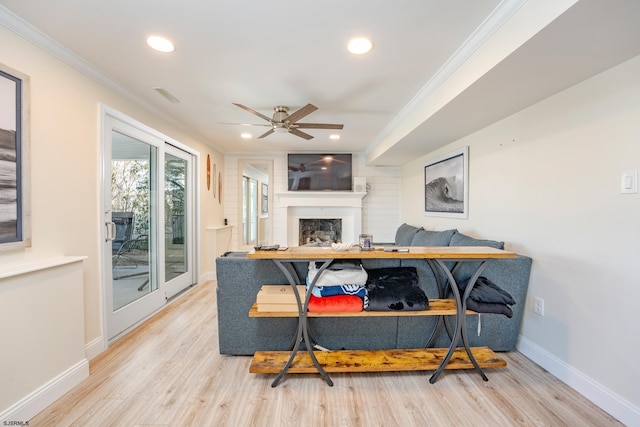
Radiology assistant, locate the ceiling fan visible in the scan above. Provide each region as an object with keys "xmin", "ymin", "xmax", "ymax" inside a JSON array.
[{"xmin": 231, "ymin": 103, "xmax": 344, "ymax": 140}]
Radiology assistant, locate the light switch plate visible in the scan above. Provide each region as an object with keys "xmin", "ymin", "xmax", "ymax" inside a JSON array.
[{"xmin": 621, "ymin": 170, "xmax": 638, "ymax": 194}]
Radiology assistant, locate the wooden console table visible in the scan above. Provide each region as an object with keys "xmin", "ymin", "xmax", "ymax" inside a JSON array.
[{"xmin": 248, "ymin": 245, "xmax": 516, "ymax": 386}]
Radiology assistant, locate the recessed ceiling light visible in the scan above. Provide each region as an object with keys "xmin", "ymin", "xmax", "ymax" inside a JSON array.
[
  {"xmin": 329, "ymin": 134, "xmax": 340, "ymax": 140},
  {"xmin": 240, "ymin": 133, "xmax": 252, "ymax": 139},
  {"xmin": 146, "ymin": 35, "xmax": 175, "ymax": 53},
  {"xmin": 347, "ymin": 37, "xmax": 373, "ymax": 55}
]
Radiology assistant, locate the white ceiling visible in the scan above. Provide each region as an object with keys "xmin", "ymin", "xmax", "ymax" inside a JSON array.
[{"xmin": 1, "ymin": 0, "xmax": 640, "ymax": 165}]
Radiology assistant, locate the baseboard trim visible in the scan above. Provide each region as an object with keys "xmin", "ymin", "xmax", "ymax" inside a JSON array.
[
  {"xmin": 200, "ymin": 271, "xmax": 215, "ymax": 283},
  {"xmin": 85, "ymin": 336, "xmax": 105, "ymax": 360},
  {"xmin": 0, "ymin": 358, "xmax": 89, "ymax": 424},
  {"xmin": 518, "ymin": 336, "xmax": 640, "ymax": 426}
]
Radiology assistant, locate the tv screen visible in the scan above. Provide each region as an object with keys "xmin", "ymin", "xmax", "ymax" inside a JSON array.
[{"xmin": 288, "ymin": 154, "xmax": 352, "ymax": 191}]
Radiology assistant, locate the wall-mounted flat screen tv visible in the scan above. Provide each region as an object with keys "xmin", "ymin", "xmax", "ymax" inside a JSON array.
[{"xmin": 288, "ymin": 153, "xmax": 352, "ymax": 191}]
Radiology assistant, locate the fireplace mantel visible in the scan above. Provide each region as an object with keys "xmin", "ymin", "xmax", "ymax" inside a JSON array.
[
  {"xmin": 276, "ymin": 191, "xmax": 367, "ymax": 208},
  {"xmin": 278, "ymin": 191, "xmax": 367, "ymax": 246}
]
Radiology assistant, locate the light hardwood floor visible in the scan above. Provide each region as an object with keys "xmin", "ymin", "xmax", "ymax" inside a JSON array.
[{"xmin": 31, "ymin": 280, "xmax": 622, "ymax": 426}]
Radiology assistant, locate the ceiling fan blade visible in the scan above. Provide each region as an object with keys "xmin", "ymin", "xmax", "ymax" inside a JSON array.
[
  {"xmin": 219, "ymin": 122, "xmax": 271, "ymax": 127},
  {"xmin": 294, "ymin": 123, "xmax": 344, "ymax": 129},
  {"xmin": 257, "ymin": 128, "xmax": 275, "ymax": 139},
  {"xmin": 233, "ymin": 103, "xmax": 273, "ymax": 122},
  {"xmin": 289, "ymin": 128, "xmax": 314, "ymax": 140},
  {"xmin": 285, "ymin": 103, "xmax": 318, "ymax": 124}
]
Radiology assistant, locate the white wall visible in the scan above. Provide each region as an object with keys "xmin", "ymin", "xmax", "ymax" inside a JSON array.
[
  {"xmin": 224, "ymin": 153, "xmax": 401, "ymax": 249},
  {"xmin": 0, "ymin": 258, "xmax": 86, "ymax": 422},
  {"xmin": 401, "ymin": 55, "xmax": 640, "ymax": 424},
  {"xmin": 0, "ymin": 21, "xmax": 224, "ymax": 403}
]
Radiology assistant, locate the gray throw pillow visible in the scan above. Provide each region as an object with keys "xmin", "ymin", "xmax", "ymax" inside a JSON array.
[
  {"xmin": 449, "ymin": 231, "xmax": 504, "ymax": 250},
  {"xmin": 411, "ymin": 229, "xmax": 457, "ymax": 247},
  {"xmin": 394, "ymin": 223, "xmax": 422, "ymax": 246}
]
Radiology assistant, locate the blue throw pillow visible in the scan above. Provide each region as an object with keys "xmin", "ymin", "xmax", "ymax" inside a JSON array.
[
  {"xmin": 394, "ymin": 223, "xmax": 422, "ymax": 246},
  {"xmin": 411, "ymin": 229, "xmax": 457, "ymax": 247},
  {"xmin": 449, "ymin": 231, "xmax": 504, "ymax": 250}
]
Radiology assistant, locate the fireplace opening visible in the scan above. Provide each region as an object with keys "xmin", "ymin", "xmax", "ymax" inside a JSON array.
[{"xmin": 299, "ymin": 219, "xmax": 342, "ymax": 246}]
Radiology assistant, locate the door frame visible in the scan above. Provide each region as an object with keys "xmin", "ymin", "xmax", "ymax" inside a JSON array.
[{"xmin": 100, "ymin": 105, "xmax": 200, "ymax": 344}]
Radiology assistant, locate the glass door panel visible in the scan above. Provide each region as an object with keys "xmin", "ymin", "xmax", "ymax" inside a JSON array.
[
  {"xmin": 105, "ymin": 121, "xmax": 165, "ymax": 341},
  {"xmin": 111, "ymin": 131, "xmax": 158, "ymax": 310},
  {"xmin": 163, "ymin": 147, "xmax": 195, "ymax": 299},
  {"xmin": 164, "ymin": 153, "xmax": 187, "ymax": 282},
  {"xmin": 164, "ymin": 152, "xmax": 196, "ymax": 297}
]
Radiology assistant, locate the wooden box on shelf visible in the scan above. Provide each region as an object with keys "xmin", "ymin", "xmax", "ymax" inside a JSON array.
[{"xmin": 256, "ymin": 285, "xmax": 305, "ymax": 312}]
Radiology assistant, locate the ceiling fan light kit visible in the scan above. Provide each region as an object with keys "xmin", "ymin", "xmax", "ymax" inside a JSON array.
[{"xmin": 230, "ymin": 103, "xmax": 344, "ymax": 140}]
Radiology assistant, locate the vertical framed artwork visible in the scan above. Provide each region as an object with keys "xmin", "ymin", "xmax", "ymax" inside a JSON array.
[
  {"xmin": 424, "ymin": 146, "xmax": 468, "ymax": 219},
  {"xmin": 0, "ymin": 63, "xmax": 31, "ymax": 251},
  {"xmin": 206, "ymin": 154, "xmax": 211, "ymax": 190},
  {"xmin": 261, "ymin": 183, "xmax": 268, "ymax": 215}
]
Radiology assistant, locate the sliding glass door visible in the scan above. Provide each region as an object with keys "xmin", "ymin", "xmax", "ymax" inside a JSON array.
[{"xmin": 103, "ymin": 111, "xmax": 197, "ymax": 341}]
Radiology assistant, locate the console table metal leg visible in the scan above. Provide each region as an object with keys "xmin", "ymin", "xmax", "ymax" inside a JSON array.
[
  {"xmin": 271, "ymin": 314, "xmax": 304, "ymax": 387},
  {"xmin": 424, "ymin": 260, "xmax": 461, "ymax": 347},
  {"xmin": 429, "ymin": 259, "xmax": 490, "ymax": 383},
  {"xmin": 272, "ymin": 259, "xmax": 334, "ymax": 387},
  {"xmin": 458, "ymin": 261, "xmax": 490, "ymax": 381}
]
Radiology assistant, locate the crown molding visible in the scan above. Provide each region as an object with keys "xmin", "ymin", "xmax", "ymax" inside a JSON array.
[
  {"xmin": 0, "ymin": 5, "xmax": 224, "ymax": 153},
  {"xmin": 367, "ymin": 0, "xmax": 528, "ymax": 154}
]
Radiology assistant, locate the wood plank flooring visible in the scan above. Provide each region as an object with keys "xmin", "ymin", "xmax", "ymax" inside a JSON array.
[{"xmin": 30, "ymin": 280, "xmax": 622, "ymax": 427}]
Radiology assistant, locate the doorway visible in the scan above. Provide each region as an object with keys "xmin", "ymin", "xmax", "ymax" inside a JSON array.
[
  {"xmin": 238, "ymin": 160, "xmax": 272, "ymax": 249},
  {"xmin": 102, "ymin": 109, "xmax": 197, "ymax": 342}
]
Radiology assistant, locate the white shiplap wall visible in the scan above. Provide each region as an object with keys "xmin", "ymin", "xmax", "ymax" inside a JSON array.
[{"xmin": 224, "ymin": 153, "xmax": 400, "ymax": 249}]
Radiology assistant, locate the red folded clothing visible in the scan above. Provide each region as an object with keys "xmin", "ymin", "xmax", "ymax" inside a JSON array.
[{"xmin": 308, "ymin": 294, "xmax": 363, "ymax": 312}]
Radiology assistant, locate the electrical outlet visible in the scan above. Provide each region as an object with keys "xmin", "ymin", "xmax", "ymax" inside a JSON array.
[{"xmin": 534, "ymin": 297, "xmax": 544, "ymax": 316}]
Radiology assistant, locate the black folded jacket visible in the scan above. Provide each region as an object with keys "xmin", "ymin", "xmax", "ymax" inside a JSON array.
[
  {"xmin": 364, "ymin": 267, "xmax": 429, "ymax": 311},
  {"xmin": 457, "ymin": 276, "xmax": 515, "ymax": 317},
  {"xmin": 458, "ymin": 276, "xmax": 516, "ymax": 305},
  {"xmin": 465, "ymin": 298, "xmax": 513, "ymax": 318}
]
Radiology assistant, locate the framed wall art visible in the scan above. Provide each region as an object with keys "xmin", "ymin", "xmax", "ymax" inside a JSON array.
[
  {"xmin": 424, "ymin": 146, "xmax": 468, "ymax": 219},
  {"xmin": 0, "ymin": 63, "xmax": 31, "ymax": 251},
  {"xmin": 206, "ymin": 154, "xmax": 211, "ymax": 190}
]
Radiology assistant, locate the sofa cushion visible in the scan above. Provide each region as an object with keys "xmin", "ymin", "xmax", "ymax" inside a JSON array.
[
  {"xmin": 449, "ymin": 231, "xmax": 504, "ymax": 250},
  {"xmin": 395, "ymin": 223, "xmax": 422, "ymax": 245},
  {"xmin": 410, "ymin": 228, "xmax": 457, "ymax": 247}
]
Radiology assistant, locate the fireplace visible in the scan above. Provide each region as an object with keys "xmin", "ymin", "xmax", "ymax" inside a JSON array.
[
  {"xmin": 299, "ymin": 219, "xmax": 342, "ymax": 245},
  {"xmin": 277, "ymin": 191, "xmax": 367, "ymax": 247}
]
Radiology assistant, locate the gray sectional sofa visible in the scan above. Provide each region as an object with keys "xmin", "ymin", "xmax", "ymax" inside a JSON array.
[{"xmin": 215, "ymin": 224, "xmax": 532, "ymax": 355}]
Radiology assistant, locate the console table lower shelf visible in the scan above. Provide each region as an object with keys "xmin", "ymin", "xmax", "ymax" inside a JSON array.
[{"xmin": 250, "ymin": 347, "xmax": 506, "ymax": 374}]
